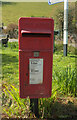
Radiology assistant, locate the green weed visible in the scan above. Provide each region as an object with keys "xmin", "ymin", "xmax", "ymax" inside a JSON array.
[
  {"xmin": 53, "ymin": 66, "xmax": 77, "ymax": 96},
  {"xmin": 2, "ymin": 84, "xmax": 30, "ymax": 118}
]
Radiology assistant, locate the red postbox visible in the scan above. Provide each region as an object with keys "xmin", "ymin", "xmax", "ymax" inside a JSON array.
[{"xmin": 19, "ymin": 17, "xmax": 54, "ymax": 98}]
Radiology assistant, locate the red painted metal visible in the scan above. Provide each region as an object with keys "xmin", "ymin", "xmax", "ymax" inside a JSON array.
[{"xmin": 19, "ymin": 17, "xmax": 54, "ymax": 98}]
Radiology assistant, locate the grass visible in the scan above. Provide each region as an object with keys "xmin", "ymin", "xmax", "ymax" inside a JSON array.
[
  {"xmin": 2, "ymin": 2, "xmax": 63, "ymax": 25},
  {"xmin": 2, "ymin": 42, "xmax": 76, "ymax": 87},
  {"xmin": 2, "ymin": 41, "xmax": 77, "ymax": 118},
  {"xmin": 2, "ymin": 42, "xmax": 19, "ymax": 87},
  {"xmin": 2, "ymin": 2, "xmax": 75, "ymax": 26}
]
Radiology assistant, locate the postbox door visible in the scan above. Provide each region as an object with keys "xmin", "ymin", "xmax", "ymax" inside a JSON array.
[{"xmin": 19, "ymin": 51, "xmax": 53, "ymax": 98}]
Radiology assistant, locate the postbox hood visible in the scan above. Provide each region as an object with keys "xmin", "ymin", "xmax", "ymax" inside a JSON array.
[{"xmin": 19, "ymin": 17, "xmax": 54, "ymax": 35}]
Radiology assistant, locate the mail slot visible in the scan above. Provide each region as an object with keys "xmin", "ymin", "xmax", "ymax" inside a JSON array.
[{"xmin": 19, "ymin": 17, "xmax": 54, "ymax": 98}]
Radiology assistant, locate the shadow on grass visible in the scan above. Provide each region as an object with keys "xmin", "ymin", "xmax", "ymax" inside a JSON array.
[
  {"xmin": 40, "ymin": 98, "xmax": 77, "ymax": 120},
  {"xmin": 69, "ymin": 55, "xmax": 77, "ymax": 58},
  {"xmin": 2, "ymin": 2, "xmax": 17, "ymax": 6},
  {"xmin": 2, "ymin": 53, "xmax": 18, "ymax": 65},
  {"xmin": 1, "ymin": 99, "xmax": 77, "ymax": 120}
]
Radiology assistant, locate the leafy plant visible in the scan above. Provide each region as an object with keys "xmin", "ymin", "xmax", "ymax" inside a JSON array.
[
  {"xmin": 55, "ymin": 5, "xmax": 75, "ymax": 38},
  {"xmin": 2, "ymin": 84, "xmax": 30, "ymax": 118},
  {"xmin": 53, "ymin": 66, "xmax": 77, "ymax": 97}
]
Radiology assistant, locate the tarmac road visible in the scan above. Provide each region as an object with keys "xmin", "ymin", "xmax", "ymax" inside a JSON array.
[{"xmin": 9, "ymin": 39, "xmax": 18, "ymax": 42}]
